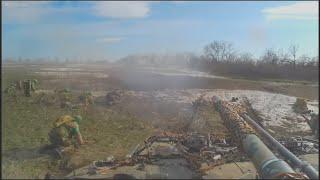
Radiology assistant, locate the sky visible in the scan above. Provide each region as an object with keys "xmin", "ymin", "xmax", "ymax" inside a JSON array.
[{"xmin": 2, "ymin": 1, "xmax": 319, "ymax": 61}]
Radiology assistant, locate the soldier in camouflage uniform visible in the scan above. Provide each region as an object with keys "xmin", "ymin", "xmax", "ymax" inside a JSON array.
[
  {"xmin": 31, "ymin": 79, "xmax": 38, "ymax": 91},
  {"xmin": 15, "ymin": 80, "xmax": 23, "ymax": 91},
  {"xmin": 23, "ymin": 79, "xmax": 38, "ymax": 97},
  {"xmin": 57, "ymin": 88, "xmax": 73, "ymax": 108},
  {"xmin": 48, "ymin": 115, "xmax": 84, "ymax": 157},
  {"xmin": 79, "ymin": 92, "xmax": 94, "ymax": 112}
]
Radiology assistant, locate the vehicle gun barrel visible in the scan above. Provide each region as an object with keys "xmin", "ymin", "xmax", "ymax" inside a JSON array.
[
  {"xmin": 211, "ymin": 96, "xmax": 313, "ymax": 179},
  {"xmin": 243, "ymin": 134, "xmax": 296, "ymax": 178},
  {"xmin": 242, "ymin": 114, "xmax": 319, "ymax": 179}
]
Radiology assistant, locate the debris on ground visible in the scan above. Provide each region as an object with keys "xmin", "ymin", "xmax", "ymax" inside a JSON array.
[
  {"xmin": 278, "ymin": 136, "xmax": 319, "ymax": 155},
  {"xmin": 105, "ymin": 90, "xmax": 123, "ymax": 106}
]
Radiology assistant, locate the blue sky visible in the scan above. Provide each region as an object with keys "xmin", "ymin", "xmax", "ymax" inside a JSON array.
[{"xmin": 2, "ymin": 1, "xmax": 319, "ymax": 60}]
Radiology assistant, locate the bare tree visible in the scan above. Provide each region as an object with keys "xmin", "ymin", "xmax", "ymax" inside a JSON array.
[
  {"xmin": 311, "ymin": 56, "xmax": 319, "ymax": 67},
  {"xmin": 204, "ymin": 41, "xmax": 235, "ymax": 63},
  {"xmin": 261, "ymin": 48, "xmax": 279, "ymax": 65},
  {"xmin": 276, "ymin": 49, "xmax": 290, "ymax": 65},
  {"xmin": 298, "ymin": 54, "xmax": 311, "ymax": 66},
  {"xmin": 204, "ymin": 41, "xmax": 220, "ymax": 62},
  {"xmin": 238, "ymin": 52, "xmax": 254, "ymax": 63},
  {"xmin": 289, "ymin": 44, "xmax": 299, "ymax": 69}
]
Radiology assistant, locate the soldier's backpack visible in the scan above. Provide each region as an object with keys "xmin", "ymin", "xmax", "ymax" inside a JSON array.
[{"xmin": 48, "ymin": 126, "xmax": 70, "ymax": 147}]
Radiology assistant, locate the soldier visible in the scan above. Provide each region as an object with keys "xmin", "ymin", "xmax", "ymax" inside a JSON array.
[
  {"xmin": 79, "ymin": 92, "xmax": 94, "ymax": 112},
  {"xmin": 23, "ymin": 79, "xmax": 38, "ymax": 97},
  {"xmin": 302, "ymin": 113, "xmax": 319, "ymax": 137},
  {"xmin": 31, "ymin": 79, "xmax": 38, "ymax": 91},
  {"xmin": 23, "ymin": 80, "xmax": 31, "ymax": 97},
  {"xmin": 57, "ymin": 88, "xmax": 72, "ymax": 108},
  {"xmin": 16, "ymin": 80, "xmax": 23, "ymax": 91},
  {"xmin": 48, "ymin": 115, "xmax": 85, "ymax": 157},
  {"xmin": 79, "ymin": 92, "xmax": 94, "ymax": 105}
]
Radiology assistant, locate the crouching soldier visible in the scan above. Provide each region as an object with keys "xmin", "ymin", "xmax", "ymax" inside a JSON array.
[{"xmin": 48, "ymin": 115, "xmax": 84, "ymax": 158}]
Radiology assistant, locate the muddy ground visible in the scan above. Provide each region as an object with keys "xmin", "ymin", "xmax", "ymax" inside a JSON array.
[{"xmin": 2, "ymin": 63, "xmax": 319, "ymax": 178}]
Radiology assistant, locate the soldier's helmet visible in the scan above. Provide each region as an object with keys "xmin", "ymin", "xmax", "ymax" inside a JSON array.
[{"xmin": 74, "ymin": 115, "xmax": 82, "ymax": 124}]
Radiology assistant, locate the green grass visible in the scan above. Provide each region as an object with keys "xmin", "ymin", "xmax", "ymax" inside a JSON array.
[
  {"xmin": 2, "ymin": 68, "xmax": 41, "ymax": 90},
  {"xmin": 2, "ymin": 67, "xmax": 152, "ymax": 178},
  {"xmin": 2, "ymin": 93, "xmax": 152, "ymax": 178},
  {"xmin": 2, "ymin": 157, "xmax": 50, "ymax": 179},
  {"xmin": 2, "ymin": 96, "xmax": 69, "ymax": 151}
]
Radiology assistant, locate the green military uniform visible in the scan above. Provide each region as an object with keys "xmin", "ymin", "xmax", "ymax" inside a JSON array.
[
  {"xmin": 31, "ymin": 79, "xmax": 38, "ymax": 91},
  {"xmin": 49, "ymin": 115, "xmax": 82, "ymax": 147},
  {"xmin": 23, "ymin": 80, "xmax": 31, "ymax": 97},
  {"xmin": 49, "ymin": 125, "xmax": 72, "ymax": 147},
  {"xmin": 16, "ymin": 80, "xmax": 22, "ymax": 90},
  {"xmin": 23, "ymin": 79, "xmax": 38, "ymax": 97}
]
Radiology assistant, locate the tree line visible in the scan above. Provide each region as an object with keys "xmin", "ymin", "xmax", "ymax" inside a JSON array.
[{"xmin": 188, "ymin": 41, "xmax": 318, "ymax": 82}]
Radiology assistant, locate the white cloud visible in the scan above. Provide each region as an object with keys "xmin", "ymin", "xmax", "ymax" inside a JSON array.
[
  {"xmin": 262, "ymin": 2, "xmax": 319, "ymax": 20},
  {"xmin": 2, "ymin": 1, "xmax": 52, "ymax": 23},
  {"xmin": 92, "ymin": 1, "xmax": 151, "ymax": 19},
  {"xmin": 97, "ymin": 37, "xmax": 123, "ymax": 43},
  {"xmin": 2, "ymin": 1, "xmax": 152, "ymax": 23}
]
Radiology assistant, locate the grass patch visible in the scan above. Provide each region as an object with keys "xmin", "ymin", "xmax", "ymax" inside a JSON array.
[
  {"xmin": 2, "ymin": 67, "xmax": 152, "ymax": 178},
  {"xmin": 2, "ymin": 94, "xmax": 152, "ymax": 178},
  {"xmin": 2, "ymin": 157, "xmax": 50, "ymax": 179}
]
